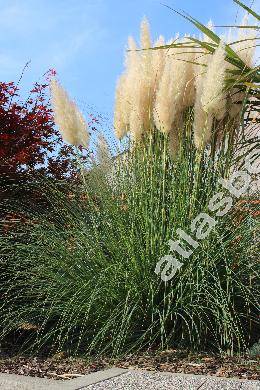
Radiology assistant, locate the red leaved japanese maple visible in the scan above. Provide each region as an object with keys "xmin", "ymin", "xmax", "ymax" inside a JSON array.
[{"xmin": 0, "ymin": 70, "xmax": 79, "ymax": 180}]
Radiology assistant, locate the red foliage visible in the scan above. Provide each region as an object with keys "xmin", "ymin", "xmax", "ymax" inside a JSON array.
[{"xmin": 0, "ymin": 70, "xmax": 79, "ymax": 180}]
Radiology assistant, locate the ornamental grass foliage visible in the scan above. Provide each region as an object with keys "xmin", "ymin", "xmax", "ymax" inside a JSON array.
[{"xmin": 0, "ymin": 1, "xmax": 259, "ymax": 357}]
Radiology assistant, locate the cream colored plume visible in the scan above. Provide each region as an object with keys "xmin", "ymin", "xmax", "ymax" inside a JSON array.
[
  {"xmin": 180, "ymin": 36, "xmax": 196, "ymax": 108},
  {"xmin": 193, "ymin": 107, "xmax": 213, "ymax": 149},
  {"xmin": 229, "ymin": 88, "xmax": 246, "ymax": 119},
  {"xmin": 235, "ymin": 14, "xmax": 257, "ymax": 67},
  {"xmin": 114, "ymin": 37, "xmax": 139, "ymax": 139},
  {"xmin": 114, "ymin": 18, "xmax": 163, "ymax": 141},
  {"xmin": 127, "ymin": 55, "xmax": 145, "ymax": 141},
  {"xmin": 129, "ymin": 108, "xmax": 144, "ymax": 141},
  {"xmin": 153, "ymin": 56, "xmax": 174, "ymax": 134},
  {"xmin": 153, "ymin": 42, "xmax": 190, "ymax": 135},
  {"xmin": 224, "ymin": 16, "xmax": 255, "ymax": 119},
  {"xmin": 113, "ymin": 16, "xmax": 246, "ymax": 151},
  {"xmin": 114, "ymin": 74, "xmax": 129, "ymax": 140},
  {"xmin": 50, "ymin": 79, "xmax": 89, "ymax": 148},
  {"xmin": 126, "ymin": 18, "xmax": 153, "ymax": 140},
  {"xmin": 225, "ymin": 15, "xmax": 256, "ymax": 67},
  {"xmin": 200, "ymin": 40, "xmax": 227, "ymax": 120},
  {"xmin": 140, "ymin": 17, "xmax": 152, "ymax": 49},
  {"xmin": 193, "ymin": 50, "xmax": 212, "ymax": 148},
  {"xmin": 151, "ymin": 35, "xmax": 166, "ymax": 99},
  {"xmin": 126, "ymin": 36, "xmax": 140, "ymax": 82},
  {"xmin": 136, "ymin": 17, "xmax": 153, "ymax": 135}
]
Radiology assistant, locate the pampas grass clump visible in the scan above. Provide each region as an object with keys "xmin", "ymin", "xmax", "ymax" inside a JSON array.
[{"xmin": 0, "ymin": 2, "xmax": 259, "ymax": 359}]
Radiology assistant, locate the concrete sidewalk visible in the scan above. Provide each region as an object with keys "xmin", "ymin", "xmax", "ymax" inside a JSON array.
[
  {"xmin": 0, "ymin": 368, "xmax": 125, "ymax": 390},
  {"xmin": 84, "ymin": 370, "xmax": 260, "ymax": 389},
  {"xmin": 0, "ymin": 368, "xmax": 259, "ymax": 389}
]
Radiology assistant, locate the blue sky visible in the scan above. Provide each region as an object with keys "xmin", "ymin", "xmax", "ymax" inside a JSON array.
[{"xmin": 0, "ymin": 0, "xmax": 258, "ymax": 120}]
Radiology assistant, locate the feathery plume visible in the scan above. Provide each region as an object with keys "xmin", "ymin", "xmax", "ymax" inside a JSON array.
[
  {"xmin": 235, "ymin": 14, "xmax": 256, "ymax": 67},
  {"xmin": 193, "ymin": 107, "xmax": 213, "ymax": 148},
  {"xmin": 151, "ymin": 35, "xmax": 166, "ymax": 97},
  {"xmin": 125, "ymin": 36, "xmax": 141, "ymax": 94},
  {"xmin": 139, "ymin": 18, "xmax": 153, "ymax": 133},
  {"xmin": 229, "ymin": 88, "xmax": 246, "ymax": 119},
  {"xmin": 140, "ymin": 17, "xmax": 152, "ymax": 49},
  {"xmin": 153, "ymin": 56, "xmax": 174, "ymax": 134},
  {"xmin": 114, "ymin": 37, "xmax": 140, "ymax": 140},
  {"xmin": 128, "ymin": 19, "xmax": 153, "ymax": 140},
  {"xmin": 224, "ymin": 24, "xmax": 247, "ymax": 119},
  {"xmin": 129, "ymin": 108, "xmax": 144, "ymax": 141},
  {"xmin": 114, "ymin": 74, "xmax": 129, "ymax": 139},
  {"xmin": 114, "ymin": 17, "xmax": 242, "ymax": 150},
  {"xmin": 180, "ymin": 36, "xmax": 196, "ymax": 108},
  {"xmin": 50, "ymin": 79, "xmax": 89, "ymax": 148},
  {"xmin": 200, "ymin": 40, "xmax": 227, "ymax": 120},
  {"xmin": 153, "ymin": 42, "xmax": 190, "ymax": 136}
]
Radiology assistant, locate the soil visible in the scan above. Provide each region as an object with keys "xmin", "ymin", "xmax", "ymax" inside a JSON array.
[
  {"xmin": 116, "ymin": 350, "xmax": 260, "ymax": 381},
  {"xmin": 0, "ymin": 349, "xmax": 259, "ymax": 381}
]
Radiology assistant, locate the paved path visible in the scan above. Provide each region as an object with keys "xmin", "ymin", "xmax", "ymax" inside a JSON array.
[
  {"xmin": 84, "ymin": 370, "xmax": 260, "ymax": 390},
  {"xmin": 0, "ymin": 368, "xmax": 259, "ymax": 389}
]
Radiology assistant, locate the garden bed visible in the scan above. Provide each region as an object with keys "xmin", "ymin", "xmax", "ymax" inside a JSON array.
[{"xmin": 0, "ymin": 350, "xmax": 259, "ymax": 381}]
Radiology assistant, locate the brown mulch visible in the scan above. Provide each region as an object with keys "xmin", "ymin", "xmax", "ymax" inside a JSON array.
[
  {"xmin": 116, "ymin": 350, "xmax": 260, "ymax": 381},
  {"xmin": 0, "ymin": 354, "xmax": 110, "ymax": 380},
  {"xmin": 0, "ymin": 350, "xmax": 259, "ymax": 381}
]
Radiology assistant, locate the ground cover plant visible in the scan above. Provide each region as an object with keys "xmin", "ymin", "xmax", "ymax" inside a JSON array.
[{"xmin": 0, "ymin": 0, "xmax": 259, "ymax": 361}]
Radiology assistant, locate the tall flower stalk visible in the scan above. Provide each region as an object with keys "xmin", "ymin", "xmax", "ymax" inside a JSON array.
[
  {"xmin": 50, "ymin": 79, "xmax": 89, "ymax": 148},
  {"xmin": 50, "ymin": 78, "xmax": 90, "ymax": 183}
]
